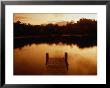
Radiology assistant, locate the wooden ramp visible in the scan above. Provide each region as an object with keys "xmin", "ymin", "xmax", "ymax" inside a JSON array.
[{"xmin": 45, "ymin": 53, "xmax": 68, "ymax": 75}]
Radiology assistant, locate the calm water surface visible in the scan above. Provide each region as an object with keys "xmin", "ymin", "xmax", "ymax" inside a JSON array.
[{"xmin": 14, "ymin": 43, "xmax": 97, "ymax": 75}]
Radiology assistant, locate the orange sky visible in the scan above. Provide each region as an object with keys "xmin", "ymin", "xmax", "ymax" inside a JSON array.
[{"xmin": 14, "ymin": 13, "xmax": 97, "ymax": 25}]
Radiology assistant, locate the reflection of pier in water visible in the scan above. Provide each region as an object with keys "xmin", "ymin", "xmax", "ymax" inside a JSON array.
[{"xmin": 45, "ymin": 52, "xmax": 68, "ymax": 75}]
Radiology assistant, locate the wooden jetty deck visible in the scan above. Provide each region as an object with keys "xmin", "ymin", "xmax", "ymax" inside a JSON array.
[{"xmin": 45, "ymin": 52, "xmax": 68, "ymax": 74}]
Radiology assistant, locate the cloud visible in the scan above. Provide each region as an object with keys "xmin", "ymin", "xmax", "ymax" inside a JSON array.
[{"xmin": 14, "ymin": 16, "xmax": 27, "ymax": 21}]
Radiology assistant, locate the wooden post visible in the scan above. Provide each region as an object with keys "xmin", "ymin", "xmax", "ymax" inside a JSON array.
[
  {"xmin": 65, "ymin": 52, "xmax": 67, "ymax": 63},
  {"xmin": 46, "ymin": 53, "xmax": 49, "ymax": 65},
  {"xmin": 65, "ymin": 52, "xmax": 68, "ymax": 70}
]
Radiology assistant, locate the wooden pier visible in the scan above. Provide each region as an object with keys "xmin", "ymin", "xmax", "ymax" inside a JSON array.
[{"xmin": 45, "ymin": 52, "xmax": 68, "ymax": 74}]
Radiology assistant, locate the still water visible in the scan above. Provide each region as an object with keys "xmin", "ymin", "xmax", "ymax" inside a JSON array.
[{"xmin": 14, "ymin": 43, "xmax": 97, "ymax": 75}]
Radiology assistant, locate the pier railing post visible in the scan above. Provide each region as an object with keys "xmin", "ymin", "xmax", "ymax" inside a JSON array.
[
  {"xmin": 46, "ymin": 53, "xmax": 49, "ymax": 65},
  {"xmin": 65, "ymin": 52, "xmax": 67, "ymax": 62},
  {"xmin": 65, "ymin": 52, "xmax": 68, "ymax": 70}
]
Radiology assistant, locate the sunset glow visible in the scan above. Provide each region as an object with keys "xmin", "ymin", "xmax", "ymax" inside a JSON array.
[
  {"xmin": 14, "ymin": 13, "xmax": 97, "ymax": 25},
  {"xmin": 14, "ymin": 13, "xmax": 97, "ymax": 75}
]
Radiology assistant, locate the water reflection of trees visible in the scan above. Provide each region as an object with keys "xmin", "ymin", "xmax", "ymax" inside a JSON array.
[
  {"xmin": 14, "ymin": 37, "xmax": 97, "ymax": 49},
  {"xmin": 14, "ymin": 18, "xmax": 97, "ymax": 49}
]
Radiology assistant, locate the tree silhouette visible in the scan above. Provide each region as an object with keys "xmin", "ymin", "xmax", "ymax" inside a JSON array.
[{"xmin": 14, "ymin": 18, "xmax": 97, "ymax": 37}]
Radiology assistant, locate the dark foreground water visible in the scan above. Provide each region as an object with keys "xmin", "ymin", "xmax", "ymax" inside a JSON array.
[{"xmin": 14, "ymin": 38, "xmax": 97, "ymax": 75}]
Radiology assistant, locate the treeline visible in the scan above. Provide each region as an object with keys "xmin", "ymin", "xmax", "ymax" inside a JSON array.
[{"xmin": 14, "ymin": 18, "xmax": 97, "ymax": 37}]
